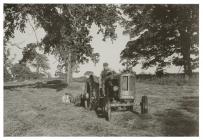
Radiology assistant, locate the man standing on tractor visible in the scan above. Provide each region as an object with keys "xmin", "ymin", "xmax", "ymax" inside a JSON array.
[{"xmin": 100, "ymin": 62, "xmax": 114, "ymax": 97}]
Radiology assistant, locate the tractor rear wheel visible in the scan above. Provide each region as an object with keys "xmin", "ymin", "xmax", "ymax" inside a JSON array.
[
  {"xmin": 140, "ymin": 96, "xmax": 148, "ymax": 114},
  {"xmin": 105, "ymin": 99, "xmax": 111, "ymax": 121}
]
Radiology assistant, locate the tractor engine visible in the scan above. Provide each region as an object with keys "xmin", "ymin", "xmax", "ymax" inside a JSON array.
[{"xmin": 105, "ymin": 72, "xmax": 136, "ymax": 102}]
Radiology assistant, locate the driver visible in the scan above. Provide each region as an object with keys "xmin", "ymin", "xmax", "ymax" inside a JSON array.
[{"xmin": 99, "ymin": 62, "xmax": 113, "ymax": 96}]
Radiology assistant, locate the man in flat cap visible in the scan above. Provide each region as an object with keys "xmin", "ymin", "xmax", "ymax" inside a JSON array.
[{"xmin": 99, "ymin": 62, "xmax": 113, "ymax": 96}]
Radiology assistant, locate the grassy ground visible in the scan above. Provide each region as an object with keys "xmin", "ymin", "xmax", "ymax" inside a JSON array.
[{"xmin": 4, "ymin": 79, "xmax": 199, "ymax": 136}]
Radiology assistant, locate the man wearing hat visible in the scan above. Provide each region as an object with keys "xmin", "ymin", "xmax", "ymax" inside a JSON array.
[{"xmin": 99, "ymin": 62, "xmax": 113, "ymax": 96}]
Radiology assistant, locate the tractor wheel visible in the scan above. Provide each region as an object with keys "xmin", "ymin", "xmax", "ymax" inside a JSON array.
[
  {"xmin": 105, "ymin": 99, "xmax": 111, "ymax": 121},
  {"xmin": 140, "ymin": 96, "xmax": 148, "ymax": 114}
]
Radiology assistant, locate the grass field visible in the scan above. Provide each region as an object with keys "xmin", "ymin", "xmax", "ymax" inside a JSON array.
[{"xmin": 4, "ymin": 79, "xmax": 199, "ymax": 136}]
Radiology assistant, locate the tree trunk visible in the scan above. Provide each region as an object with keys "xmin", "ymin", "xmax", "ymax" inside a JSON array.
[
  {"xmin": 36, "ymin": 65, "xmax": 40, "ymax": 78},
  {"xmin": 181, "ymin": 30, "xmax": 192, "ymax": 80},
  {"xmin": 36, "ymin": 65, "xmax": 40, "ymax": 74},
  {"xmin": 65, "ymin": 52, "xmax": 72, "ymax": 86}
]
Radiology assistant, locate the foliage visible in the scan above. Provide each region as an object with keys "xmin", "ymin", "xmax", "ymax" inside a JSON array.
[
  {"xmin": 8, "ymin": 63, "xmax": 46, "ymax": 81},
  {"xmin": 4, "ymin": 4, "xmax": 120, "ymax": 64},
  {"xmin": 155, "ymin": 67, "xmax": 164, "ymax": 78},
  {"xmin": 55, "ymin": 64, "xmax": 66, "ymax": 78},
  {"xmin": 84, "ymin": 71, "xmax": 93, "ymax": 76},
  {"xmin": 120, "ymin": 5, "xmax": 199, "ymax": 76},
  {"xmin": 4, "ymin": 67, "xmax": 13, "ymax": 81},
  {"xmin": 136, "ymin": 73, "xmax": 199, "ymax": 86},
  {"xmin": 20, "ymin": 43, "xmax": 50, "ymax": 74},
  {"xmin": 29, "ymin": 72, "xmax": 46, "ymax": 79},
  {"xmin": 20, "ymin": 43, "xmax": 38, "ymax": 63},
  {"xmin": 4, "ymin": 4, "xmax": 28, "ymax": 42},
  {"xmin": 10, "ymin": 63, "xmax": 32, "ymax": 80},
  {"xmin": 4, "ymin": 45, "xmax": 16, "ymax": 81},
  {"xmin": 4, "ymin": 4, "xmax": 121, "ymax": 84},
  {"xmin": 31, "ymin": 53, "xmax": 50, "ymax": 73}
]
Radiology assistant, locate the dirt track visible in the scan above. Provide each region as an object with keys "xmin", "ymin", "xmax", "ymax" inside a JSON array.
[{"xmin": 4, "ymin": 81, "xmax": 199, "ymax": 136}]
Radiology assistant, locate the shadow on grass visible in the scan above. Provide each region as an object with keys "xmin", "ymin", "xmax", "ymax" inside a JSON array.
[
  {"xmin": 181, "ymin": 96, "xmax": 199, "ymax": 113},
  {"xmin": 160, "ymin": 108, "xmax": 199, "ymax": 136},
  {"xmin": 95, "ymin": 106, "xmax": 140, "ymax": 121},
  {"xmin": 34, "ymin": 80, "xmax": 68, "ymax": 91},
  {"xmin": 4, "ymin": 83, "xmax": 37, "ymax": 90},
  {"xmin": 4, "ymin": 80, "xmax": 68, "ymax": 92}
]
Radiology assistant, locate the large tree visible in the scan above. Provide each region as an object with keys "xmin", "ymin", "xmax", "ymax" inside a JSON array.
[
  {"xmin": 120, "ymin": 5, "xmax": 199, "ymax": 78},
  {"xmin": 4, "ymin": 4, "xmax": 120, "ymax": 85}
]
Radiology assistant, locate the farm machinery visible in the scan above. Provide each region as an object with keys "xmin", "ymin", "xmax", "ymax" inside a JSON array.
[{"xmin": 82, "ymin": 72, "xmax": 148, "ymax": 121}]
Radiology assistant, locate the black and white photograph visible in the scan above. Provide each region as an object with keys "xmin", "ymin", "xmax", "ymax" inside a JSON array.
[{"xmin": 2, "ymin": 1, "xmax": 200, "ymax": 137}]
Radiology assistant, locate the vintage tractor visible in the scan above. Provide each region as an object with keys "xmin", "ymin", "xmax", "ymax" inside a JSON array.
[
  {"xmin": 95, "ymin": 72, "xmax": 148, "ymax": 121},
  {"xmin": 81, "ymin": 71, "xmax": 148, "ymax": 121}
]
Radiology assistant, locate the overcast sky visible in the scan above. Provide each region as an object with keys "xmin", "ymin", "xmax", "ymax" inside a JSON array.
[{"xmin": 7, "ymin": 19, "xmax": 186, "ymax": 77}]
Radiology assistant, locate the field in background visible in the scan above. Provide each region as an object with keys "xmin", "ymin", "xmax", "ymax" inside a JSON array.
[
  {"xmin": 4, "ymin": 76, "xmax": 199, "ymax": 136},
  {"xmin": 73, "ymin": 73, "xmax": 199, "ymax": 86},
  {"xmin": 136, "ymin": 74, "xmax": 199, "ymax": 86}
]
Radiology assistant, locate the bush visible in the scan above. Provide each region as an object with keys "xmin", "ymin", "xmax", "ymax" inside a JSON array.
[{"xmin": 7, "ymin": 63, "xmax": 46, "ymax": 81}]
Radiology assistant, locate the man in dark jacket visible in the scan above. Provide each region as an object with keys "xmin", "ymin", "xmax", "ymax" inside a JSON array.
[{"xmin": 100, "ymin": 62, "xmax": 113, "ymax": 97}]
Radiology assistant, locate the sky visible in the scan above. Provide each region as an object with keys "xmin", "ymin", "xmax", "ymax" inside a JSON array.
[{"xmin": 7, "ymin": 19, "xmax": 185, "ymax": 78}]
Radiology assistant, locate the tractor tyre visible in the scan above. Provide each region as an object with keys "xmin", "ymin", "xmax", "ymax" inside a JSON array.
[
  {"xmin": 140, "ymin": 96, "xmax": 148, "ymax": 114},
  {"xmin": 105, "ymin": 99, "xmax": 111, "ymax": 121}
]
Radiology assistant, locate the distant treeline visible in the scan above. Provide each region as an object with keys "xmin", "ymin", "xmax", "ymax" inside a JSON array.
[
  {"xmin": 136, "ymin": 72, "xmax": 199, "ymax": 86},
  {"xmin": 72, "ymin": 72, "xmax": 199, "ymax": 86},
  {"xmin": 136, "ymin": 72, "xmax": 199, "ymax": 80},
  {"xmin": 73, "ymin": 72, "xmax": 199, "ymax": 81}
]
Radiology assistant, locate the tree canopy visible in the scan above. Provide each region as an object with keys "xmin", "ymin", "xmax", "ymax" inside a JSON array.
[
  {"xmin": 4, "ymin": 4, "xmax": 120, "ymax": 57},
  {"xmin": 4, "ymin": 4, "xmax": 121, "ymax": 84},
  {"xmin": 120, "ymin": 5, "xmax": 198, "ymax": 76},
  {"xmin": 4, "ymin": 4, "xmax": 199, "ymax": 80}
]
